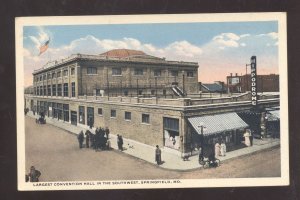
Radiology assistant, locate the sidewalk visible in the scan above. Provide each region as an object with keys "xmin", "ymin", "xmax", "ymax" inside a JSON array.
[{"xmin": 28, "ymin": 112, "xmax": 280, "ymax": 171}]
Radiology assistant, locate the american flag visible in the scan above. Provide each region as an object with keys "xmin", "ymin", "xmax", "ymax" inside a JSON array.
[{"xmin": 39, "ymin": 39, "xmax": 50, "ymax": 56}]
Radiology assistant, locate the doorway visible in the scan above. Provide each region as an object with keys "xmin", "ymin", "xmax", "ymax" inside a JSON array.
[{"xmin": 71, "ymin": 111, "xmax": 77, "ymax": 125}]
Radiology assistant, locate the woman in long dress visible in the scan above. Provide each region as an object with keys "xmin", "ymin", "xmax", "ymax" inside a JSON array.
[
  {"xmin": 214, "ymin": 142, "xmax": 221, "ymax": 157},
  {"xmin": 220, "ymin": 141, "xmax": 226, "ymax": 156}
]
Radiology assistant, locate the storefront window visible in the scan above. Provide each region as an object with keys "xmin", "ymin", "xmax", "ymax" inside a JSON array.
[{"xmin": 79, "ymin": 106, "xmax": 85, "ymax": 124}]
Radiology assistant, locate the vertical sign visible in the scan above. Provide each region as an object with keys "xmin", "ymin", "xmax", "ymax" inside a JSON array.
[{"xmin": 250, "ymin": 56, "xmax": 257, "ymax": 106}]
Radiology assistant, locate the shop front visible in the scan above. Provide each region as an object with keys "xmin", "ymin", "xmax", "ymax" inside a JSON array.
[
  {"xmin": 266, "ymin": 109, "xmax": 280, "ymax": 138},
  {"xmin": 188, "ymin": 112, "xmax": 249, "ymax": 156}
]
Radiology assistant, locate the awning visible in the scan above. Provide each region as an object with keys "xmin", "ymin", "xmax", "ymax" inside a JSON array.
[
  {"xmin": 188, "ymin": 112, "xmax": 249, "ymax": 136},
  {"xmin": 267, "ymin": 110, "xmax": 280, "ymax": 121}
]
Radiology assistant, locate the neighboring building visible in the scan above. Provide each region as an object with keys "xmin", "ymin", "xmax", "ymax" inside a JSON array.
[
  {"xmin": 200, "ymin": 81, "xmax": 226, "ymax": 93},
  {"xmin": 227, "ymin": 73, "xmax": 279, "ymax": 93},
  {"xmin": 25, "ymin": 50, "xmax": 280, "ymax": 157}
]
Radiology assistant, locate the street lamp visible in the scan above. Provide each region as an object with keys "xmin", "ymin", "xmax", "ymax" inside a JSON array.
[{"xmin": 198, "ymin": 123, "xmax": 206, "ymax": 148}]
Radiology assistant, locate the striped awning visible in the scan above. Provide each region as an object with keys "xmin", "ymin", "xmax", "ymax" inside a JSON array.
[
  {"xmin": 269, "ymin": 110, "xmax": 280, "ymax": 119},
  {"xmin": 267, "ymin": 110, "xmax": 280, "ymax": 121},
  {"xmin": 188, "ymin": 112, "xmax": 249, "ymax": 136}
]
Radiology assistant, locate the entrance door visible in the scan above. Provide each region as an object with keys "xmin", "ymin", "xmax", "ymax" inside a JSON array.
[
  {"xmin": 71, "ymin": 111, "xmax": 77, "ymax": 125},
  {"xmin": 87, "ymin": 107, "xmax": 94, "ymax": 128},
  {"xmin": 30, "ymin": 100, "xmax": 34, "ymax": 111}
]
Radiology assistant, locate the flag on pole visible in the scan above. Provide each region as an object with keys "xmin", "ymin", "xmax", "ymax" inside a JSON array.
[{"xmin": 39, "ymin": 39, "xmax": 50, "ymax": 56}]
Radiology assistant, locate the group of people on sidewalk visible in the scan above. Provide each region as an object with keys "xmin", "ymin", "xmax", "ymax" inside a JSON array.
[{"xmin": 77, "ymin": 127, "xmax": 111, "ymax": 151}]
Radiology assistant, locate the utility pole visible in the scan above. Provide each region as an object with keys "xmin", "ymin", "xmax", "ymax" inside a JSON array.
[
  {"xmin": 136, "ymin": 78, "xmax": 139, "ymax": 96},
  {"xmin": 106, "ymin": 68, "xmax": 109, "ymax": 97},
  {"xmin": 155, "ymin": 77, "xmax": 157, "ymax": 97}
]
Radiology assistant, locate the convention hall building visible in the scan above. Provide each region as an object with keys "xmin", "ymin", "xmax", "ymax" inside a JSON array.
[{"xmin": 25, "ymin": 49, "xmax": 279, "ymax": 157}]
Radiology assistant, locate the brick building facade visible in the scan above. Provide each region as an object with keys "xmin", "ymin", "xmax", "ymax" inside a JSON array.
[{"xmin": 227, "ymin": 73, "xmax": 279, "ymax": 93}]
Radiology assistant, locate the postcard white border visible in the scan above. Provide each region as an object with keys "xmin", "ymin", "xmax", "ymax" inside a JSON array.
[{"xmin": 16, "ymin": 12, "xmax": 288, "ymax": 191}]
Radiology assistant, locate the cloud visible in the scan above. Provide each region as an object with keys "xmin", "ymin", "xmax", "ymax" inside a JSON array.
[
  {"xmin": 258, "ymin": 32, "xmax": 278, "ymax": 40},
  {"xmin": 240, "ymin": 34, "xmax": 251, "ymax": 38},
  {"xmin": 212, "ymin": 33, "xmax": 240, "ymax": 48},
  {"xmin": 28, "ymin": 27, "xmax": 51, "ymax": 54}
]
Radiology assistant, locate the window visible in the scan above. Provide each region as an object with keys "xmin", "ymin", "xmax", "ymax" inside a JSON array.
[
  {"xmin": 47, "ymin": 73, "xmax": 51, "ymax": 79},
  {"xmin": 151, "ymin": 90, "xmax": 155, "ymax": 95},
  {"xmin": 43, "ymin": 86, "xmax": 46, "ymax": 96},
  {"xmin": 87, "ymin": 67, "xmax": 97, "ymax": 75},
  {"xmin": 111, "ymin": 109, "xmax": 116, "ymax": 118},
  {"xmin": 134, "ymin": 68, "xmax": 143, "ymax": 75},
  {"xmin": 187, "ymin": 71, "xmax": 194, "ymax": 77},
  {"xmin": 163, "ymin": 118, "xmax": 179, "ymax": 132},
  {"xmin": 57, "ymin": 71, "xmax": 61, "ymax": 77},
  {"xmin": 163, "ymin": 89, "xmax": 166, "ymax": 95},
  {"xmin": 71, "ymin": 82, "xmax": 75, "ymax": 97},
  {"xmin": 39, "ymin": 86, "xmax": 43, "ymax": 96},
  {"xmin": 47, "ymin": 85, "xmax": 51, "ymax": 96},
  {"xmin": 79, "ymin": 106, "xmax": 85, "ymax": 124},
  {"xmin": 171, "ymin": 70, "xmax": 178, "ymax": 77},
  {"xmin": 52, "ymin": 85, "xmax": 56, "ymax": 96},
  {"xmin": 142, "ymin": 114, "xmax": 150, "ymax": 124},
  {"xmin": 124, "ymin": 90, "xmax": 128, "ymax": 96},
  {"xmin": 125, "ymin": 112, "xmax": 131, "ymax": 120},
  {"xmin": 43, "ymin": 74, "xmax": 46, "ymax": 80},
  {"xmin": 57, "ymin": 84, "xmax": 62, "ymax": 96},
  {"xmin": 39, "ymin": 76, "xmax": 42, "ymax": 81},
  {"xmin": 63, "ymin": 83, "xmax": 68, "ymax": 97},
  {"xmin": 63, "ymin": 69, "xmax": 68, "ymax": 76},
  {"xmin": 112, "ymin": 68, "xmax": 122, "ymax": 75},
  {"xmin": 98, "ymin": 108, "xmax": 103, "ymax": 115},
  {"xmin": 71, "ymin": 68, "xmax": 75, "ymax": 75},
  {"xmin": 138, "ymin": 90, "xmax": 142, "ymax": 95},
  {"xmin": 154, "ymin": 69, "xmax": 161, "ymax": 77},
  {"xmin": 52, "ymin": 72, "xmax": 56, "ymax": 78},
  {"xmin": 37, "ymin": 86, "xmax": 39, "ymax": 95}
]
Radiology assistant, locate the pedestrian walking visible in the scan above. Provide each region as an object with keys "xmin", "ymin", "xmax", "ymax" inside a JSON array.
[
  {"xmin": 220, "ymin": 141, "xmax": 226, "ymax": 156},
  {"xmin": 117, "ymin": 134, "xmax": 123, "ymax": 151},
  {"xmin": 198, "ymin": 146, "xmax": 204, "ymax": 162},
  {"xmin": 27, "ymin": 166, "xmax": 41, "ymax": 182},
  {"xmin": 77, "ymin": 131, "xmax": 84, "ymax": 149},
  {"xmin": 155, "ymin": 145, "xmax": 162, "ymax": 165},
  {"xmin": 214, "ymin": 142, "xmax": 221, "ymax": 157},
  {"xmin": 85, "ymin": 130, "xmax": 90, "ymax": 148}
]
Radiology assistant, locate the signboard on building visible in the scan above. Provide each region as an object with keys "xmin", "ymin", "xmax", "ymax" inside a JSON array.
[{"xmin": 250, "ymin": 56, "xmax": 257, "ymax": 106}]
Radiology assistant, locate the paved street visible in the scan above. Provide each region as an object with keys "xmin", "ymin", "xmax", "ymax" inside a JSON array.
[{"xmin": 25, "ymin": 117, "xmax": 281, "ymax": 181}]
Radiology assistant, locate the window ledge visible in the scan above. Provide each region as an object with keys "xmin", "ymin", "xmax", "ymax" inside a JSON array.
[{"xmin": 141, "ymin": 123, "xmax": 150, "ymax": 125}]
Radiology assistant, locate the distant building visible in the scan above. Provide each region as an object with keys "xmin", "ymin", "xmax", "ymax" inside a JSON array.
[{"xmin": 227, "ymin": 73, "xmax": 279, "ymax": 93}]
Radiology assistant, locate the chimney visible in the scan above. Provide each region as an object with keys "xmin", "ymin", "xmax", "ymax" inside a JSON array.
[
  {"xmin": 230, "ymin": 73, "xmax": 232, "ymax": 77},
  {"xmin": 236, "ymin": 73, "xmax": 238, "ymax": 76}
]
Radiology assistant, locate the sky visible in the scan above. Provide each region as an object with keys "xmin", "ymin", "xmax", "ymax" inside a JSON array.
[{"xmin": 23, "ymin": 21, "xmax": 278, "ymax": 87}]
